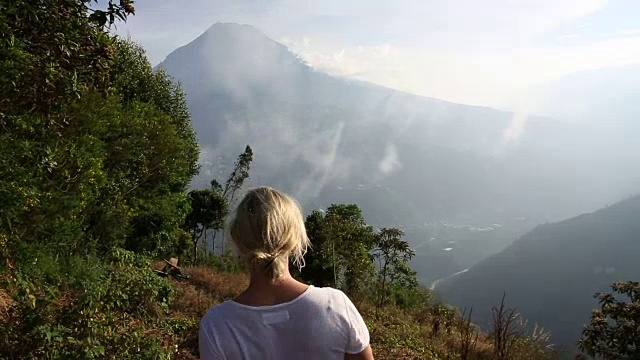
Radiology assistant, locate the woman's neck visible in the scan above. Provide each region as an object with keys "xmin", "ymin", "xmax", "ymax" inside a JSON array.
[{"xmin": 233, "ymin": 269, "xmax": 309, "ymax": 307}]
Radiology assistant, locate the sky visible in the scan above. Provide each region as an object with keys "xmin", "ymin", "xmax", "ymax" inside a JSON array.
[{"xmin": 115, "ymin": 0, "xmax": 640, "ymax": 109}]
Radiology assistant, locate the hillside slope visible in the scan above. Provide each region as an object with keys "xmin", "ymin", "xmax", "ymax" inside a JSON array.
[{"xmin": 436, "ymin": 195, "xmax": 640, "ymax": 348}]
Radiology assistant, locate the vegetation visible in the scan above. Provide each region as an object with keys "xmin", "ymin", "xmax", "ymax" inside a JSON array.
[
  {"xmin": 183, "ymin": 145, "xmax": 253, "ymax": 265},
  {"xmin": 578, "ymin": 281, "xmax": 640, "ymax": 360},
  {"xmin": 0, "ymin": 1, "xmax": 636, "ymax": 359},
  {"xmin": 184, "ymin": 187, "xmax": 228, "ymax": 264}
]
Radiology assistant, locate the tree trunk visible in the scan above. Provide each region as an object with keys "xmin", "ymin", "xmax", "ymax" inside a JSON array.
[
  {"xmin": 192, "ymin": 227, "xmax": 202, "ymax": 265},
  {"xmin": 211, "ymin": 230, "xmax": 218, "ymax": 255},
  {"xmin": 379, "ymin": 260, "xmax": 388, "ymax": 310},
  {"xmin": 203, "ymin": 227, "xmax": 208, "ymax": 255}
]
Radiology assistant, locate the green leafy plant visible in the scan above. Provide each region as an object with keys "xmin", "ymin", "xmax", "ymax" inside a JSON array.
[{"xmin": 579, "ymin": 281, "xmax": 640, "ymax": 360}]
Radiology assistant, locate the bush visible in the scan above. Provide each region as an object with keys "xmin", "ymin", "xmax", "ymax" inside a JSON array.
[
  {"xmin": 201, "ymin": 250, "xmax": 245, "ymax": 273},
  {"xmin": 579, "ymin": 281, "xmax": 640, "ymax": 360},
  {"xmin": 0, "ymin": 248, "xmax": 176, "ymax": 359}
]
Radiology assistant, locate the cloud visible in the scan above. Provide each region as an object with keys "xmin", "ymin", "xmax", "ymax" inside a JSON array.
[
  {"xmin": 282, "ymin": 28, "xmax": 640, "ymax": 108},
  {"xmin": 115, "ymin": 0, "xmax": 638, "ymax": 111},
  {"xmin": 620, "ymin": 29, "xmax": 640, "ymax": 36},
  {"xmin": 503, "ymin": 113, "xmax": 528, "ymax": 143},
  {"xmin": 117, "ymin": 0, "xmax": 609, "ymax": 62},
  {"xmin": 379, "ymin": 143, "xmax": 402, "ymax": 175}
]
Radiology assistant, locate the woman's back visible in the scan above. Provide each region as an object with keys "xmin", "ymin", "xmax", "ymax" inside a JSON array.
[{"xmin": 199, "ymin": 285, "xmax": 370, "ymax": 360}]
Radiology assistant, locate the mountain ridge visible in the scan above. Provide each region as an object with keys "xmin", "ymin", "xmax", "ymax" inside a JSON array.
[{"xmin": 435, "ymin": 195, "xmax": 640, "ymax": 348}]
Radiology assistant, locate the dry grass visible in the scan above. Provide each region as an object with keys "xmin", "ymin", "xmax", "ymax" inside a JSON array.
[
  {"xmin": 0, "ymin": 289, "xmax": 13, "ymax": 320},
  {"xmin": 183, "ymin": 266, "xmax": 248, "ymax": 302},
  {"xmin": 163, "ymin": 267, "xmax": 249, "ymax": 359},
  {"xmin": 171, "ymin": 281, "xmax": 217, "ymax": 317}
]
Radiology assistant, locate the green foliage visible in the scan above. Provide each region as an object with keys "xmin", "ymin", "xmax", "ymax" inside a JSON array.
[
  {"xmin": 302, "ymin": 204, "xmax": 376, "ymax": 295},
  {"xmin": 184, "ymin": 188, "xmax": 229, "ymax": 264},
  {"xmin": 0, "ymin": 247, "xmax": 175, "ymax": 359},
  {"xmin": 86, "ymin": 0, "xmax": 136, "ymax": 28},
  {"xmin": 303, "ymin": 209, "xmax": 421, "ymax": 309},
  {"xmin": 185, "ymin": 146, "xmax": 254, "ymax": 262},
  {"xmin": 373, "ymin": 227, "xmax": 417, "ymax": 309},
  {"xmin": 202, "ymin": 250, "xmax": 245, "ymax": 273},
  {"xmin": 301, "ymin": 210, "xmax": 335, "ymax": 286},
  {"xmin": 0, "ymin": 0, "xmax": 116, "ymax": 118},
  {"xmin": 0, "ymin": 3, "xmax": 199, "ymax": 356},
  {"xmin": 579, "ymin": 281, "xmax": 640, "ymax": 360},
  {"xmin": 1, "ymin": 1, "xmax": 198, "ymax": 258}
]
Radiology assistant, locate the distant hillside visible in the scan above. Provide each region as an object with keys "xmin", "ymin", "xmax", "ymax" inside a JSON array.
[
  {"xmin": 156, "ymin": 22, "xmax": 640, "ymax": 284},
  {"xmin": 435, "ymin": 195, "xmax": 640, "ymax": 348}
]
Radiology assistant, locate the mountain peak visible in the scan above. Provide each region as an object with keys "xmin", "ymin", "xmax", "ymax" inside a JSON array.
[
  {"xmin": 157, "ymin": 21, "xmax": 312, "ymax": 98},
  {"xmin": 205, "ymin": 22, "xmax": 262, "ymax": 34}
]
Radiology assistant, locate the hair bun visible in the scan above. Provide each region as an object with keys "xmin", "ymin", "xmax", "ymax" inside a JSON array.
[{"xmin": 251, "ymin": 250, "xmax": 276, "ymax": 262}]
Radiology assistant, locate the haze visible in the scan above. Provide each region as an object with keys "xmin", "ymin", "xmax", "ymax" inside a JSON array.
[
  {"xmin": 117, "ymin": 0, "xmax": 640, "ymax": 110},
  {"xmin": 115, "ymin": 0, "xmax": 640, "ymax": 287}
]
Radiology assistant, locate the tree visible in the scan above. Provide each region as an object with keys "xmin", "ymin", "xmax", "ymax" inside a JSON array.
[
  {"xmin": 86, "ymin": 0, "xmax": 136, "ymax": 28},
  {"xmin": 302, "ymin": 210, "xmax": 334, "ymax": 286},
  {"xmin": 223, "ymin": 145, "xmax": 253, "ymax": 205},
  {"xmin": 0, "ymin": 0, "xmax": 124, "ymax": 119},
  {"xmin": 302, "ymin": 204, "xmax": 376, "ymax": 295},
  {"xmin": 1, "ymin": 1, "xmax": 198, "ymax": 258},
  {"xmin": 78, "ymin": 39, "xmax": 199, "ymax": 255},
  {"xmin": 490, "ymin": 293, "xmax": 521, "ymax": 360},
  {"xmin": 217, "ymin": 145, "xmax": 253, "ymax": 253},
  {"xmin": 207, "ymin": 179, "xmax": 227, "ymax": 252},
  {"xmin": 458, "ymin": 307, "xmax": 479, "ymax": 360},
  {"xmin": 579, "ymin": 281, "xmax": 640, "ymax": 360},
  {"xmin": 184, "ymin": 189, "xmax": 228, "ymax": 265},
  {"xmin": 373, "ymin": 227, "xmax": 416, "ymax": 310}
]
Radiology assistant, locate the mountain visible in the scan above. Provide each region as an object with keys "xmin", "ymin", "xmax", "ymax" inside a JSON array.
[
  {"xmin": 435, "ymin": 195, "xmax": 640, "ymax": 348},
  {"xmin": 156, "ymin": 22, "xmax": 640, "ymax": 284}
]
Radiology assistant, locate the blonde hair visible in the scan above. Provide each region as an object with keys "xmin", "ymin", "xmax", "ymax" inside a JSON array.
[{"xmin": 229, "ymin": 187, "xmax": 310, "ymax": 280}]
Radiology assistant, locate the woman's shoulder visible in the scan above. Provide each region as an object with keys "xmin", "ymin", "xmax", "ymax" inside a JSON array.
[
  {"xmin": 200, "ymin": 301, "xmax": 235, "ymax": 326},
  {"xmin": 305, "ymin": 286, "xmax": 351, "ymax": 306}
]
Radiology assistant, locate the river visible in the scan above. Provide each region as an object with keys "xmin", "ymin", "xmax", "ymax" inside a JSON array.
[{"xmin": 429, "ymin": 268, "xmax": 470, "ymax": 290}]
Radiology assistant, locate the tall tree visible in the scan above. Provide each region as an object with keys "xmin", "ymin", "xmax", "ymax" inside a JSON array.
[
  {"xmin": 373, "ymin": 227, "xmax": 416, "ymax": 309},
  {"xmin": 184, "ymin": 189, "xmax": 228, "ymax": 265},
  {"xmin": 223, "ymin": 145, "xmax": 253, "ymax": 204},
  {"xmin": 302, "ymin": 210, "xmax": 334, "ymax": 286},
  {"xmin": 207, "ymin": 179, "xmax": 227, "ymax": 252},
  {"xmin": 579, "ymin": 281, "xmax": 640, "ymax": 360},
  {"xmin": 218, "ymin": 145, "xmax": 253, "ymax": 253},
  {"xmin": 302, "ymin": 204, "xmax": 376, "ymax": 295}
]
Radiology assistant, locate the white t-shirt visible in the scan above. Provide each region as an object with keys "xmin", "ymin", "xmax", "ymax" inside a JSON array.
[{"xmin": 199, "ymin": 285, "xmax": 370, "ymax": 360}]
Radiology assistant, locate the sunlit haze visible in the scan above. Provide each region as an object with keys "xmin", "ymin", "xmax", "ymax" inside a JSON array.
[{"xmin": 116, "ymin": 0, "xmax": 640, "ymax": 110}]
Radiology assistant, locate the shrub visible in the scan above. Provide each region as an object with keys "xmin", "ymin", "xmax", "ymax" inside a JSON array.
[
  {"xmin": 579, "ymin": 281, "xmax": 640, "ymax": 360},
  {"xmin": 201, "ymin": 250, "xmax": 245, "ymax": 273},
  {"xmin": 0, "ymin": 248, "xmax": 175, "ymax": 359}
]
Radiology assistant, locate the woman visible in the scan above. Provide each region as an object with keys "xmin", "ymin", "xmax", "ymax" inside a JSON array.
[{"xmin": 199, "ymin": 187, "xmax": 374, "ymax": 360}]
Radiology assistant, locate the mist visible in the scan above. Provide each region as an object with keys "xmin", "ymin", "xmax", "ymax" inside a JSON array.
[{"xmin": 146, "ymin": 19, "xmax": 640, "ymax": 292}]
